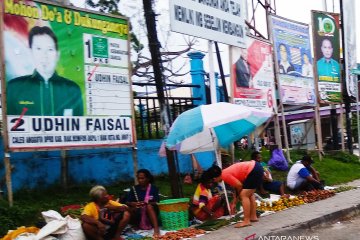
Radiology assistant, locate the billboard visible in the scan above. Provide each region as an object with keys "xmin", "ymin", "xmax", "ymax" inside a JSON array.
[
  {"xmin": 343, "ymin": 0, "xmax": 357, "ymax": 98},
  {"xmin": 311, "ymin": 11, "xmax": 341, "ymax": 103},
  {"xmin": 269, "ymin": 14, "xmax": 316, "ymax": 106},
  {"xmin": 169, "ymin": 0, "xmax": 247, "ymax": 47},
  {"xmin": 1, "ymin": 0, "xmax": 134, "ymax": 151},
  {"xmin": 231, "ymin": 35, "xmax": 276, "ymax": 113}
]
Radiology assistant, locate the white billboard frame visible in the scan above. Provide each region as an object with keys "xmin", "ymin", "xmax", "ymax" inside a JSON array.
[{"xmin": 169, "ymin": 0, "xmax": 247, "ymax": 47}]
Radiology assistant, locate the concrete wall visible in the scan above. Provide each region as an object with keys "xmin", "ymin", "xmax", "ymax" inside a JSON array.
[{"xmin": 0, "ymin": 139, "xmax": 215, "ymax": 192}]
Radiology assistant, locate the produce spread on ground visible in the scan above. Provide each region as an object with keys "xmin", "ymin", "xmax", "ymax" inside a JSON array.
[{"xmin": 1, "ymin": 186, "xmax": 357, "ymax": 240}]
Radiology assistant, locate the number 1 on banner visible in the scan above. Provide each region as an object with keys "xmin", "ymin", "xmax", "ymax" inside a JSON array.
[{"xmin": 85, "ymin": 39, "xmax": 91, "ymax": 59}]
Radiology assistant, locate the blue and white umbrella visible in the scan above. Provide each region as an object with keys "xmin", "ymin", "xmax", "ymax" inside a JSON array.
[{"xmin": 166, "ymin": 102, "xmax": 272, "ymax": 154}]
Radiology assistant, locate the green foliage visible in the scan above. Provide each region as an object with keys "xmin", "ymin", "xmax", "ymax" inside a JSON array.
[
  {"xmin": 0, "ymin": 200, "xmax": 41, "ymax": 236},
  {"xmin": 235, "ymin": 148, "xmax": 360, "ymax": 186},
  {"xmin": 327, "ymin": 150, "xmax": 360, "ymax": 164},
  {"xmin": 86, "ymin": 0, "xmax": 120, "ymax": 14}
]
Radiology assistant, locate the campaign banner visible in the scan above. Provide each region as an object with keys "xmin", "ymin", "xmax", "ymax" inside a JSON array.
[
  {"xmin": 1, "ymin": 0, "xmax": 133, "ymax": 150},
  {"xmin": 231, "ymin": 36, "xmax": 276, "ymax": 113},
  {"xmin": 343, "ymin": 0, "xmax": 357, "ymax": 99},
  {"xmin": 311, "ymin": 11, "xmax": 341, "ymax": 103},
  {"xmin": 269, "ymin": 14, "xmax": 316, "ymax": 105},
  {"xmin": 169, "ymin": 0, "xmax": 247, "ymax": 47},
  {"xmin": 7, "ymin": 116, "xmax": 132, "ymax": 149}
]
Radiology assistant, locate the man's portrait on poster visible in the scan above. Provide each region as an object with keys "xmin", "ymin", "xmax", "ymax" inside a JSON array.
[{"xmin": 7, "ymin": 26, "xmax": 84, "ymax": 116}]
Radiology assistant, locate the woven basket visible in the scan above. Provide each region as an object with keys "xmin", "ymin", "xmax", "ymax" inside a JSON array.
[{"xmin": 158, "ymin": 198, "xmax": 190, "ymax": 230}]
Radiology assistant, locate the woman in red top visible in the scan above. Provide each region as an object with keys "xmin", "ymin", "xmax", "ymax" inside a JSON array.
[{"xmin": 207, "ymin": 160, "xmax": 264, "ymax": 228}]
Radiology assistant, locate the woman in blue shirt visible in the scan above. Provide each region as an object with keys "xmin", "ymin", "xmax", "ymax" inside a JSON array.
[{"xmin": 126, "ymin": 169, "xmax": 160, "ymax": 237}]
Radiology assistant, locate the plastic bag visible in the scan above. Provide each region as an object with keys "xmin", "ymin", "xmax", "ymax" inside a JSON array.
[
  {"xmin": 268, "ymin": 148, "xmax": 288, "ymax": 171},
  {"xmin": 35, "ymin": 210, "xmax": 85, "ymax": 240},
  {"xmin": 60, "ymin": 216, "xmax": 85, "ymax": 240}
]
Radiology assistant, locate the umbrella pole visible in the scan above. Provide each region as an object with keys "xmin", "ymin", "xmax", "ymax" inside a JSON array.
[
  {"xmin": 215, "ymin": 148, "xmax": 232, "ymax": 217},
  {"xmin": 211, "ymin": 128, "xmax": 233, "ymax": 217}
]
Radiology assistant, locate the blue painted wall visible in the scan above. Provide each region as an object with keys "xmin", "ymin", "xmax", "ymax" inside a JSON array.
[{"xmin": 0, "ymin": 139, "xmax": 215, "ymax": 192}]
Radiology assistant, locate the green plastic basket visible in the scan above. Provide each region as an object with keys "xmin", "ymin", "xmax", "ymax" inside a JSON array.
[{"xmin": 158, "ymin": 198, "xmax": 190, "ymax": 230}]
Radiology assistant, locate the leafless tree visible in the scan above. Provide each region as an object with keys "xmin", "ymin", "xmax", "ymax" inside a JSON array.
[{"xmin": 86, "ymin": 0, "xmax": 198, "ymax": 84}]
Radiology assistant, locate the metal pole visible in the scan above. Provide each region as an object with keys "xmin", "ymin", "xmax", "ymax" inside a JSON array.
[
  {"xmin": 142, "ymin": 0, "xmax": 181, "ymax": 197},
  {"xmin": 132, "ymin": 147, "xmax": 139, "ymax": 185},
  {"xmin": 208, "ymin": 40, "xmax": 217, "ymax": 104},
  {"xmin": 322, "ymin": 0, "xmax": 328, "ymax": 11},
  {"xmin": 330, "ymin": 104, "xmax": 339, "ymax": 149},
  {"xmin": 214, "ymin": 42, "xmax": 229, "ymax": 102},
  {"xmin": 356, "ymin": 84, "xmax": 360, "ymax": 161},
  {"xmin": 340, "ymin": 0, "xmax": 353, "ymax": 154}
]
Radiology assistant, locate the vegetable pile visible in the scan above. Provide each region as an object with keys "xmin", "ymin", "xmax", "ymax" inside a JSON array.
[
  {"xmin": 257, "ymin": 196, "xmax": 305, "ymax": 212},
  {"xmin": 334, "ymin": 186, "xmax": 357, "ymax": 193},
  {"xmin": 154, "ymin": 228, "xmax": 206, "ymax": 240},
  {"xmin": 60, "ymin": 204, "xmax": 83, "ymax": 219},
  {"xmin": 299, "ymin": 190, "xmax": 335, "ymax": 203},
  {"xmin": 195, "ymin": 219, "xmax": 230, "ymax": 231}
]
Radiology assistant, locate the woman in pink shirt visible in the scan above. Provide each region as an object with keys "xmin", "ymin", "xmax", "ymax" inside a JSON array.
[{"xmin": 207, "ymin": 159, "xmax": 264, "ymax": 228}]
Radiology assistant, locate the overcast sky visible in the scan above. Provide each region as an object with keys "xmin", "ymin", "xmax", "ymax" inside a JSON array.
[{"xmin": 70, "ymin": 0, "xmax": 359, "ymax": 82}]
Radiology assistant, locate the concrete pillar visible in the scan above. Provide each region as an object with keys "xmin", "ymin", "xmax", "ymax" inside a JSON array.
[{"xmin": 188, "ymin": 51, "xmax": 206, "ymax": 106}]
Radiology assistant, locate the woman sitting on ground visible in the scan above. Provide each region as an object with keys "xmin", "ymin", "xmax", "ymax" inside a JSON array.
[
  {"xmin": 81, "ymin": 185, "xmax": 130, "ymax": 240},
  {"xmin": 125, "ymin": 169, "xmax": 160, "ymax": 237},
  {"xmin": 191, "ymin": 170, "xmax": 227, "ymax": 221},
  {"xmin": 252, "ymin": 151, "xmax": 288, "ymax": 197}
]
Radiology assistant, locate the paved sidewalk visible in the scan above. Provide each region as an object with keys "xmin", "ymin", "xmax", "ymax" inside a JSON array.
[{"xmin": 197, "ymin": 180, "xmax": 360, "ymax": 240}]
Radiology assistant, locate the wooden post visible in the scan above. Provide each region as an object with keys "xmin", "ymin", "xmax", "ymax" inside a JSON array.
[
  {"xmin": 274, "ymin": 114, "xmax": 283, "ymax": 149},
  {"xmin": 315, "ymin": 105, "xmax": 323, "ymax": 160},
  {"xmin": 339, "ymin": 104, "xmax": 345, "ymax": 151},
  {"xmin": 61, "ymin": 150, "xmax": 68, "ymax": 189},
  {"xmin": 4, "ymin": 153, "xmax": 13, "ymax": 207},
  {"xmin": 264, "ymin": 11, "xmax": 283, "ymax": 153},
  {"xmin": 1, "ymin": 1, "xmax": 13, "ymax": 207},
  {"xmin": 279, "ymin": 103, "xmax": 291, "ymax": 162}
]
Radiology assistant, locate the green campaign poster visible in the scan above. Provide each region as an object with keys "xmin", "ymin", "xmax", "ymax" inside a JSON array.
[
  {"xmin": 1, "ymin": 0, "xmax": 134, "ymax": 150},
  {"xmin": 92, "ymin": 36, "xmax": 109, "ymax": 58},
  {"xmin": 312, "ymin": 11, "xmax": 341, "ymax": 104}
]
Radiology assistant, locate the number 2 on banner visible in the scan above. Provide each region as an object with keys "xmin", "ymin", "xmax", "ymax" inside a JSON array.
[
  {"xmin": 10, "ymin": 107, "xmax": 28, "ymax": 131},
  {"xmin": 10, "ymin": 118, "xmax": 25, "ymax": 131}
]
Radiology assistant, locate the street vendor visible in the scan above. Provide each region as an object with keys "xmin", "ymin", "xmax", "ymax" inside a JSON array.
[
  {"xmin": 81, "ymin": 185, "xmax": 130, "ymax": 240},
  {"xmin": 125, "ymin": 169, "xmax": 160, "ymax": 237},
  {"xmin": 287, "ymin": 155, "xmax": 324, "ymax": 192},
  {"xmin": 191, "ymin": 170, "xmax": 226, "ymax": 221},
  {"xmin": 208, "ymin": 160, "xmax": 264, "ymax": 228},
  {"xmin": 252, "ymin": 151, "xmax": 287, "ymax": 196}
]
